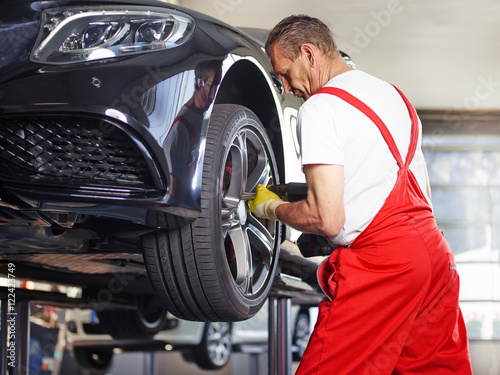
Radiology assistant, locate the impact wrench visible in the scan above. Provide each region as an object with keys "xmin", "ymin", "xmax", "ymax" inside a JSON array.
[
  {"xmin": 243, "ymin": 183, "xmax": 336, "ymax": 257},
  {"xmin": 241, "ymin": 182, "xmax": 308, "ymax": 202}
]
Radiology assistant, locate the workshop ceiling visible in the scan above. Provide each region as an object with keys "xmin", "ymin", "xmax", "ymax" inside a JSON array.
[{"xmin": 178, "ymin": 0, "xmax": 500, "ymax": 110}]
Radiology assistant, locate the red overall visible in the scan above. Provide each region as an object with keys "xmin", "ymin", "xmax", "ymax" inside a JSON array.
[{"xmin": 296, "ymin": 87, "xmax": 472, "ymax": 374}]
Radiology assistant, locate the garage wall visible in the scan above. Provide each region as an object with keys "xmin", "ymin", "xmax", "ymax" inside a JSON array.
[{"xmin": 177, "ymin": 0, "xmax": 500, "ymax": 111}]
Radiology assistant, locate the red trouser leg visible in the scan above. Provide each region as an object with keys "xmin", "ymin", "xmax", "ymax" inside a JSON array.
[
  {"xmin": 295, "ymin": 232, "xmax": 471, "ymax": 374},
  {"xmin": 393, "ymin": 241, "xmax": 472, "ymax": 373}
]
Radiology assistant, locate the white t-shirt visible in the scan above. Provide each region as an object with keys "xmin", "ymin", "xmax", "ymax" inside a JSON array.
[{"xmin": 298, "ymin": 70, "xmax": 430, "ymax": 246}]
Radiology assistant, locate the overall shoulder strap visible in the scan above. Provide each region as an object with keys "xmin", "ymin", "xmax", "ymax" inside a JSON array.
[
  {"xmin": 313, "ymin": 86, "xmax": 418, "ymax": 168},
  {"xmin": 391, "ymin": 86, "xmax": 420, "ymax": 168}
]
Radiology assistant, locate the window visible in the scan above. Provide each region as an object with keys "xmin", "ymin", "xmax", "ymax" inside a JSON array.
[{"xmin": 423, "ymin": 134, "xmax": 500, "ymax": 340}]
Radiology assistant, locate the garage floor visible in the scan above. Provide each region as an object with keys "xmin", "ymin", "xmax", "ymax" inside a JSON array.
[
  {"xmin": 109, "ymin": 350, "xmax": 300, "ymax": 375},
  {"xmin": 81, "ymin": 342, "xmax": 497, "ymax": 374}
]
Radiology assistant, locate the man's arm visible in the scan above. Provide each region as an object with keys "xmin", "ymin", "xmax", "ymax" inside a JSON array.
[{"xmin": 275, "ymin": 164, "xmax": 345, "ymax": 237}]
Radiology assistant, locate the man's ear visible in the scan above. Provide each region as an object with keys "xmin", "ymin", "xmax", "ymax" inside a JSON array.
[{"xmin": 300, "ymin": 43, "xmax": 316, "ymax": 66}]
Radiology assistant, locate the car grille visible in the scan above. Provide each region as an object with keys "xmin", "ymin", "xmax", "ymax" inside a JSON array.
[{"xmin": 0, "ymin": 116, "xmax": 157, "ymax": 189}]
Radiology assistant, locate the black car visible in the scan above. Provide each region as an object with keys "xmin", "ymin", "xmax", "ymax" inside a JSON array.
[{"xmin": 0, "ymin": 0, "xmax": 305, "ymax": 330}]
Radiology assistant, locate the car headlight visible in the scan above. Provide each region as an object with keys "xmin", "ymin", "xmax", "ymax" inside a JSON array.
[{"xmin": 31, "ymin": 6, "xmax": 195, "ymax": 64}]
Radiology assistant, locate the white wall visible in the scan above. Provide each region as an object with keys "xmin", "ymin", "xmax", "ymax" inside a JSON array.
[{"xmin": 179, "ymin": 0, "xmax": 500, "ymax": 110}]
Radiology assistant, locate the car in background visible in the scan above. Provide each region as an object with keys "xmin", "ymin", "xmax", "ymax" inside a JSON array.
[
  {"xmin": 64, "ymin": 303, "xmax": 316, "ymax": 373},
  {"xmin": 0, "ymin": 0, "xmax": 305, "ymax": 326}
]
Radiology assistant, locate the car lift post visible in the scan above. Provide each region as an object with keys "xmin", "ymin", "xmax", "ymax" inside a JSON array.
[
  {"xmin": 268, "ymin": 295, "xmax": 292, "ymax": 375},
  {"xmin": 268, "ymin": 241, "xmax": 325, "ymax": 375},
  {"xmin": 0, "ymin": 299, "xmax": 31, "ymax": 375},
  {"xmin": 144, "ymin": 351, "xmax": 158, "ymax": 375}
]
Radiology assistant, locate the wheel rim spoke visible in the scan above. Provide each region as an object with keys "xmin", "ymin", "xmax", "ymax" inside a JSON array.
[
  {"xmin": 223, "ymin": 132, "xmax": 247, "ymax": 209},
  {"xmin": 227, "ymin": 225, "xmax": 252, "ymax": 289},
  {"xmin": 221, "ymin": 210, "xmax": 239, "ymax": 239},
  {"xmin": 247, "ymin": 215, "xmax": 274, "ymax": 270},
  {"xmin": 245, "ymin": 133, "xmax": 272, "ymax": 192}
]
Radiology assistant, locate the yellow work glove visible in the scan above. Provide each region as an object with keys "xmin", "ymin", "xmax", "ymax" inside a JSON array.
[{"xmin": 248, "ymin": 184, "xmax": 289, "ymax": 221}]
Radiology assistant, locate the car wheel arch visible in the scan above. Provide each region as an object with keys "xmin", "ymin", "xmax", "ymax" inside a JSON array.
[{"xmin": 214, "ymin": 58, "xmax": 286, "ymax": 182}]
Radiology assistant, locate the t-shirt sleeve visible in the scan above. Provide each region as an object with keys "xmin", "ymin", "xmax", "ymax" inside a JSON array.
[{"xmin": 297, "ymin": 97, "xmax": 345, "ymax": 168}]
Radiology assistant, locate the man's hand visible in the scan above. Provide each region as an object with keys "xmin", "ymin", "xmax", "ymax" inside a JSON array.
[{"xmin": 248, "ymin": 184, "xmax": 289, "ymax": 221}]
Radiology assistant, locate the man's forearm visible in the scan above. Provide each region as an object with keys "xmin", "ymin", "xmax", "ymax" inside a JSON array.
[{"xmin": 274, "ymin": 199, "xmax": 344, "ymax": 237}]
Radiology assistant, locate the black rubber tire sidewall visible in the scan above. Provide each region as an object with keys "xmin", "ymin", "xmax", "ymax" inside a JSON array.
[{"xmin": 193, "ymin": 104, "xmax": 281, "ymax": 320}]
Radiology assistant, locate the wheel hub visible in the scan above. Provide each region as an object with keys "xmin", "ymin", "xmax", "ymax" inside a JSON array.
[{"xmin": 236, "ymin": 200, "xmax": 247, "ymax": 225}]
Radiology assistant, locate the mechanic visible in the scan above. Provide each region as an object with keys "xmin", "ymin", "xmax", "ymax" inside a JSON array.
[{"xmin": 249, "ymin": 15, "xmax": 472, "ymax": 374}]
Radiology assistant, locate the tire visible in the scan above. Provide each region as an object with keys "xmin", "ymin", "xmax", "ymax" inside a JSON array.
[
  {"xmin": 97, "ymin": 298, "xmax": 167, "ymax": 339},
  {"xmin": 292, "ymin": 310, "xmax": 311, "ymax": 361},
  {"xmin": 143, "ymin": 104, "xmax": 281, "ymax": 321},
  {"xmin": 191, "ymin": 322, "xmax": 233, "ymax": 370},
  {"xmin": 73, "ymin": 347, "xmax": 113, "ymax": 374}
]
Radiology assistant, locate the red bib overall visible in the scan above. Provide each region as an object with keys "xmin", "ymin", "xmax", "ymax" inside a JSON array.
[{"xmin": 296, "ymin": 87, "xmax": 472, "ymax": 374}]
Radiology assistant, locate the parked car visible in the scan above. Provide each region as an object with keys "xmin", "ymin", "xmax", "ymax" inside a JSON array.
[
  {"xmin": 64, "ymin": 303, "xmax": 316, "ymax": 372},
  {"xmin": 0, "ymin": 0, "xmax": 306, "ymax": 325}
]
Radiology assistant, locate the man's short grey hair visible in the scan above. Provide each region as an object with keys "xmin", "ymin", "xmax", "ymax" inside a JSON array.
[{"xmin": 265, "ymin": 15, "xmax": 339, "ymax": 60}]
